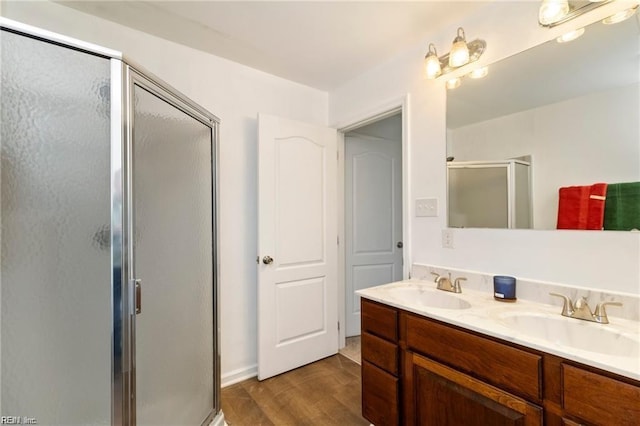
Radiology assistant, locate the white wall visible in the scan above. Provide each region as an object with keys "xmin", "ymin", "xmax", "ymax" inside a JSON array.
[
  {"xmin": 330, "ymin": 1, "xmax": 640, "ymax": 294},
  {"xmin": 352, "ymin": 113, "xmax": 402, "ymax": 141},
  {"xmin": 449, "ymin": 83, "xmax": 640, "ymax": 229},
  {"xmin": 1, "ymin": 1, "xmax": 328, "ymax": 382}
]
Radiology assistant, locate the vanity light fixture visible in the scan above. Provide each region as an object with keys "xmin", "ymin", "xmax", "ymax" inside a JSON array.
[
  {"xmin": 468, "ymin": 66, "xmax": 489, "ymax": 79},
  {"xmin": 538, "ymin": 0, "xmax": 613, "ymax": 27},
  {"xmin": 602, "ymin": 5, "xmax": 638, "ymax": 24},
  {"xmin": 539, "ymin": 0, "xmax": 570, "ymax": 26},
  {"xmin": 556, "ymin": 27, "xmax": 585, "ymax": 43},
  {"xmin": 424, "ymin": 27, "xmax": 486, "ymax": 82},
  {"xmin": 446, "ymin": 78, "xmax": 461, "ymax": 90}
]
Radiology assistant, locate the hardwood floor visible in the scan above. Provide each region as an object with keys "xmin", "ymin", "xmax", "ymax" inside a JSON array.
[
  {"xmin": 222, "ymin": 354, "xmax": 369, "ymax": 426},
  {"xmin": 338, "ymin": 336, "xmax": 361, "ymax": 365}
]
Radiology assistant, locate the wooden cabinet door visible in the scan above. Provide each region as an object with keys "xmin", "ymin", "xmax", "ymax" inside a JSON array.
[
  {"xmin": 562, "ymin": 364, "xmax": 640, "ymax": 426},
  {"xmin": 411, "ymin": 353, "xmax": 542, "ymax": 426},
  {"xmin": 362, "ymin": 361, "xmax": 399, "ymax": 426}
]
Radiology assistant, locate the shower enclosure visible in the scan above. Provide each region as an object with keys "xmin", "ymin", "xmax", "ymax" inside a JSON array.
[
  {"xmin": 447, "ymin": 160, "xmax": 532, "ymax": 229},
  {"xmin": 0, "ymin": 18, "xmax": 223, "ymax": 426}
]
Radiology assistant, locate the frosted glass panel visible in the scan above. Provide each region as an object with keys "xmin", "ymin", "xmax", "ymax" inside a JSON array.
[
  {"xmin": 133, "ymin": 85, "xmax": 214, "ymax": 425},
  {"xmin": 1, "ymin": 30, "xmax": 111, "ymax": 423},
  {"xmin": 449, "ymin": 166, "xmax": 509, "ymax": 228}
]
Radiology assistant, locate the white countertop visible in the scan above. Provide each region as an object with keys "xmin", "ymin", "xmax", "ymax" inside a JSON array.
[{"xmin": 357, "ymin": 279, "xmax": 640, "ymax": 381}]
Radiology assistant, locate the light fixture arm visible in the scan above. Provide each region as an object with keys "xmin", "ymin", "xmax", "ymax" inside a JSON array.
[
  {"xmin": 453, "ymin": 27, "xmax": 466, "ymax": 44},
  {"xmin": 426, "ymin": 43, "xmax": 438, "ymax": 58}
]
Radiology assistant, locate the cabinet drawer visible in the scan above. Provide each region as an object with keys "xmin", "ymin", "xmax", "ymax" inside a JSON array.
[
  {"xmin": 562, "ymin": 364, "xmax": 640, "ymax": 426},
  {"xmin": 405, "ymin": 313, "xmax": 542, "ymax": 402},
  {"xmin": 361, "ymin": 299, "xmax": 398, "ymax": 342},
  {"xmin": 362, "ymin": 361, "xmax": 399, "ymax": 426},
  {"xmin": 362, "ymin": 331, "xmax": 398, "ymax": 375}
]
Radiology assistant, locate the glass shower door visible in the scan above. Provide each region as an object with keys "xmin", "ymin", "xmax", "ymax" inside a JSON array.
[
  {"xmin": 130, "ymin": 73, "xmax": 216, "ymax": 425},
  {"xmin": 0, "ymin": 29, "xmax": 112, "ymax": 424}
]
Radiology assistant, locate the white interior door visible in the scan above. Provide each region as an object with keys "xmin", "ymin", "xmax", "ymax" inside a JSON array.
[
  {"xmin": 257, "ymin": 113, "xmax": 338, "ymax": 380},
  {"xmin": 345, "ymin": 134, "xmax": 403, "ymax": 337}
]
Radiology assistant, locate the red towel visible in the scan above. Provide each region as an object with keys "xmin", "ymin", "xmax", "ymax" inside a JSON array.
[{"xmin": 557, "ymin": 183, "xmax": 607, "ymax": 230}]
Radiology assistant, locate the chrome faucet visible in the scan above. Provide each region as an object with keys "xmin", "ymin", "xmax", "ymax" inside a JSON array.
[
  {"xmin": 549, "ymin": 293, "xmax": 622, "ymax": 324},
  {"xmin": 431, "ymin": 272, "xmax": 466, "ymax": 293}
]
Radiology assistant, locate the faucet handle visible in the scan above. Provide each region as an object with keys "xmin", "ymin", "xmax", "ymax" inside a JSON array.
[
  {"xmin": 574, "ymin": 296, "xmax": 591, "ymax": 310},
  {"xmin": 549, "ymin": 292, "xmax": 574, "ymax": 316},
  {"xmin": 453, "ymin": 277, "xmax": 466, "ymax": 293},
  {"xmin": 593, "ymin": 301, "xmax": 623, "ymax": 324},
  {"xmin": 430, "ymin": 272, "xmax": 440, "ymax": 283}
]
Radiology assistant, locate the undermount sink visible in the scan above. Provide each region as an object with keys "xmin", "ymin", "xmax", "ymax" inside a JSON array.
[
  {"xmin": 497, "ymin": 312, "xmax": 639, "ymax": 357},
  {"xmin": 386, "ymin": 286, "xmax": 471, "ymax": 310}
]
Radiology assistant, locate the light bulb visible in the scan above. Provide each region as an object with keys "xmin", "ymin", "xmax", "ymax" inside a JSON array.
[
  {"xmin": 446, "ymin": 78, "xmax": 461, "ymax": 90},
  {"xmin": 602, "ymin": 7, "xmax": 638, "ymax": 25},
  {"xmin": 556, "ymin": 28, "xmax": 585, "ymax": 43},
  {"xmin": 449, "ymin": 28, "xmax": 470, "ymax": 68},
  {"xmin": 425, "ymin": 55, "xmax": 442, "ymax": 79},
  {"xmin": 469, "ymin": 66, "xmax": 488, "ymax": 79},
  {"xmin": 539, "ymin": 0, "xmax": 570, "ymax": 25},
  {"xmin": 424, "ymin": 44, "xmax": 442, "ymax": 79}
]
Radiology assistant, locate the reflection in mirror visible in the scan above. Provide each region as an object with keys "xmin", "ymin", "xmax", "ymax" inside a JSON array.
[{"xmin": 446, "ymin": 15, "xmax": 640, "ymax": 230}]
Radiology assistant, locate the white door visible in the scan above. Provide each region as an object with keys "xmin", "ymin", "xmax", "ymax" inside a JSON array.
[
  {"xmin": 257, "ymin": 113, "xmax": 338, "ymax": 380},
  {"xmin": 345, "ymin": 134, "xmax": 403, "ymax": 337}
]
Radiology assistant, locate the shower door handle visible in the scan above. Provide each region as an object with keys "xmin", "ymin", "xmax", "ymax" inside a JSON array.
[{"xmin": 134, "ymin": 279, "xmax": 142, "ymax": 315}]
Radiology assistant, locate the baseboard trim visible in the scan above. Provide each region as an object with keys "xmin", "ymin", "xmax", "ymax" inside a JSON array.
[
  {"xmin": 221, "ymin": 364, "xmax": 258, "ymax": 387},
  {"xmin": 205, "ymin": 411, "xmax": 226, "ymax": 426}
]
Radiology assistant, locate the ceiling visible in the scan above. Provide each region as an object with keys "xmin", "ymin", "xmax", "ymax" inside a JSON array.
[{"xmin": 57, "ymin": 1, "xmax": 485, "ymax": 91}]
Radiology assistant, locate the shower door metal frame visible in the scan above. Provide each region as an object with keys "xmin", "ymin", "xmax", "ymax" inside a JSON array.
[{"xmin": 120, "ymin": 64, "xmax": 221, "ymax": 426}]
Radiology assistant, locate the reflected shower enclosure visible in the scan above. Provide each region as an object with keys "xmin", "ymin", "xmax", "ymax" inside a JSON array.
[{"xmin": 0, "ymin": 19, "xmax": 222, "ymax": 426}]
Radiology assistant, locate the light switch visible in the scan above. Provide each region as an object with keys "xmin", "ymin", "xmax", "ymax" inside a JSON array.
[
  {"xmin": 442, "ymin": 229, "xmax": 454, "ymax": 249},
  {"xmin": 416, "ymin": 198, "xmax": 438, "ymax": 217}
]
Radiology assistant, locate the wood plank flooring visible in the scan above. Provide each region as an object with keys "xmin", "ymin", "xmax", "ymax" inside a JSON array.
[{"xmin": 221, "ymin": 354, "xmax": 369, "ymax": 426}]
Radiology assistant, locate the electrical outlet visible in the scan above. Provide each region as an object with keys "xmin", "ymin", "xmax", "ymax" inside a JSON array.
[
  {"xmin": 442, "ymin": 229, "xmax": 454, "ymax": 249},
  {"xmin": 416, "ymin": 198, "xmax": 438, "ymax": 217}
]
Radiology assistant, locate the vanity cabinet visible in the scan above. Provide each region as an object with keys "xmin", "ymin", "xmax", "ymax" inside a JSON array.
[
  {"xmin": 361, "ymin": 299, "xmax": 400, "ymax": 425},
  {"xmin": 402, "ymin": 311, "xmax": 543, "ymax": 425},
  {"xmin": 360, "ymin": 299, "xmax": 640, "ymax": 426},
  {"xmin": 404, "ymin": 312, "xmax": 542, "ymax": 403}
]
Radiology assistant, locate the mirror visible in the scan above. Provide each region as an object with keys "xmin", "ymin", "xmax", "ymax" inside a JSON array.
[{"xmin": 446, "ymin": 15, "xmax": 640, "ymax": 230}]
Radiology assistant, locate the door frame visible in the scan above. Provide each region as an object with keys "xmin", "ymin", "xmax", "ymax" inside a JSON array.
[{"xmin": 335, "ymin": 94, "xmax": 411, "ymax": 348}]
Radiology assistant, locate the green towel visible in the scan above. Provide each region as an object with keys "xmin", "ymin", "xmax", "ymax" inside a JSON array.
[{"xmin": 603, "ymin": 182, "xmax": 640, "ymax": 231}]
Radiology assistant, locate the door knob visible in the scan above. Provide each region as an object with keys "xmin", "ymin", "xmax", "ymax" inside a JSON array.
[
  {"xmin": 397, "ymin": 242, "xmax": 403, "ymax": 248},
  {"xmin": 262, "ymin": 256, "xmax": 274, "ymax": 265}
]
